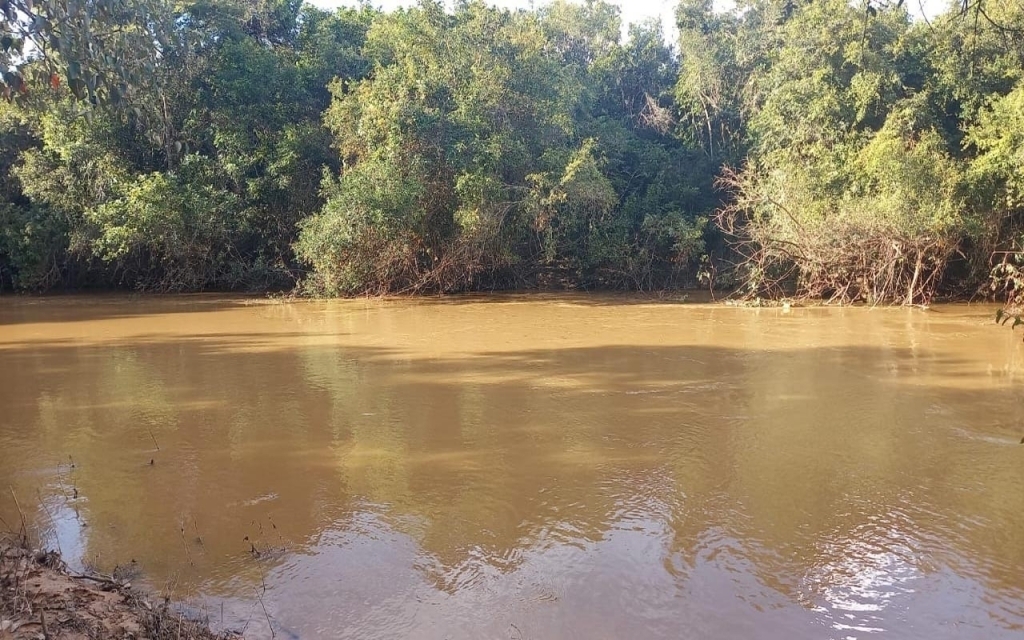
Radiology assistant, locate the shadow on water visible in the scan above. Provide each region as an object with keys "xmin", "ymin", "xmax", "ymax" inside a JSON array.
[
  {"xmin": 0, "ymin": 291, "xmax": 710, "ymax": 326},
  {"xmin": 368, "ymin": 291, "xmax": 709, "ymax": 307},
  {"xmin": 0, "ymin": 318, "xmax": 1022, "ymax": 638},
  {"xmin": 0, "ymin": 293, "xmax": 257, "ymax": 325}
]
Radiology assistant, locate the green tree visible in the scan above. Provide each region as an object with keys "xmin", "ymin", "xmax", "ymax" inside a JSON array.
[
  {"xmin": 296, "ymin": 0, "xmax": 711, "ymax": 295},
  {"xmin": 713, "ymin": 0, "xmax": 982, "ymax": 304},
  {"xmin": 1, "ymin": 0, "xmax": 175, "ymax": 104},
  {"xmin": 1, "ymin": 0, "xmax": 373, "ymax": 291}
]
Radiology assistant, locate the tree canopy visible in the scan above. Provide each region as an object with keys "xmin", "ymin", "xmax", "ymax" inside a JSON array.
[{"xmin": 2, "ymin": 0, "xmax": 1024, "ymax": 303}]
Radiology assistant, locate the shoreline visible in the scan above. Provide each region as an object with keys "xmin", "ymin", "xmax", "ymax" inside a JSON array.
[
  {"xmin": 1, "ymin": 541, "xmax": 236, "ymax": 640},
  {"xmin": 0, "ymin": 287, "xmax": 1005, "ymax": 307}
]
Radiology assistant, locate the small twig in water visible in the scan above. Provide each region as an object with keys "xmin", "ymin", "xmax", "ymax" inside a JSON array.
[
  {"xmin": 55, "ymin": 463, "xmax": 71, "ymax": 501},
  {"xmin": 252, "ymin": 541, "xmax": 275, "ymax": 638},
  {"xmin": 36, "ymin": 489, "xmax": 63, "ymax": 557},
  {"xmin": 179, "ymin": 522, "xmax": 195, "ymax": 567},
  {"xmin": 254, "ymin": 587, "xmax": 275, "ymax": 639},
  {"xmin": 9, "ymin": 486, "xmax": 28, "ymax": 544},
  {"xmin": 72, "ymin": 572, "xmax": 115, "ymax": 582}
]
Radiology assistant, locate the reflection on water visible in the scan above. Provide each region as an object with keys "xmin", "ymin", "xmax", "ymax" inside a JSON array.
[{"xmin": 2, "ymin": 295, "xmax": 1024, "ymax": 639}]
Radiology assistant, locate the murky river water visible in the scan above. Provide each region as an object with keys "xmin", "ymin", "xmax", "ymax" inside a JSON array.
[{"xmin": 1, "ymin": 295, "xmax": 1024, "ymax": 639}]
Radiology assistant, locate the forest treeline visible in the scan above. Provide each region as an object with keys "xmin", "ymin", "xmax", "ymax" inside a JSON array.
[{"xmin": 1, "ymin": 0, "xmax": 1022, "ymax": 303}]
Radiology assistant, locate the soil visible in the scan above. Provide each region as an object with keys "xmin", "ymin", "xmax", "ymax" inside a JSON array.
[{"xmin": 0, "ymin": 541, "xmax": 238, "ymax": 640}]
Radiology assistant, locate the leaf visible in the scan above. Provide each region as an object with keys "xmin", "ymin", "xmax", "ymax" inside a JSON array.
[
  {"xmin": 50, "ymin": 73, "xmax": 60, "ymax": 89},
  {"xmin": 68, "ymin": 77, "xmax": 86, "ymax": 99},
  {"xmin": 0, "ymin": 35, "xmax": 12, "ymax": 52}
]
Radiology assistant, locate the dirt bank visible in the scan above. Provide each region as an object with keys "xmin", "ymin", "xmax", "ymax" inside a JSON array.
[{"xmin": 1, "ymin": 542, "xmax": 237, "ymax": 640}]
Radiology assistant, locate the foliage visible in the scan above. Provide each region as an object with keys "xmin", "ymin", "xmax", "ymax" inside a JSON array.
[
  {"xmin": 710, "ymin": 0, "xmax": 1024, "ymax": 305},
  {"xmin": 296, "ymin": 1, "xmax": 710, "ymax": 295},
  {"xmin": 0, "ymin": 0, "xmax": 174, "ymax": 104},
  {"xmin": 3, "ymin": 0, "xmax": 1024, "ymax": 301},
  {"xmin": 0, "ymin": 0, "xmax": 373, "ymax": 291}
]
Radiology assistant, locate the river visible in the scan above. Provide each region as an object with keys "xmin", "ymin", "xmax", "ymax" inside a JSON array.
[{"xmin": 1, "ymin": 295, "xmax": 1023, "ymax": 639}]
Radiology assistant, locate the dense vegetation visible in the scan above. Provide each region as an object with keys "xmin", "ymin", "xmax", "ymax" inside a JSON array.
[{"xmin": 1, "ymin": 0, "xmax": 1023, "ymax": 303}]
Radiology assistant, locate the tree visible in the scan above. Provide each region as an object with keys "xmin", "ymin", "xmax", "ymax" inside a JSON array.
[
  {"xmin": 1, "ymin": 0, "xmax": 174, "ymax": 104},
  {"xmin": 295, "ymin": 0, "xmax": 711, "ymax": 295},
  {"xmin": 0, "ymin": 0, "xmax": 373, "ymax": 291},
  {"xmin": 5, "ymin": 0, "xmax": 1022, "ymax": 301},
  {"xmin": 710, "ymin": 0, "xmax": 995, "ymax": 304}
]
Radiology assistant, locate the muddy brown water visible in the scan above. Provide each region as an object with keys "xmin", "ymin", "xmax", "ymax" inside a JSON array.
[{"xmin": 1, "ymin": 295, "xmax": 1024, "ymax": 639}]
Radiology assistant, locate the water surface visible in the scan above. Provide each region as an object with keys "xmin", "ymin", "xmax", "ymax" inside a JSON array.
[{"xmin": 1, "ymin": 295, "xmax": 1023, "ymax": 639}]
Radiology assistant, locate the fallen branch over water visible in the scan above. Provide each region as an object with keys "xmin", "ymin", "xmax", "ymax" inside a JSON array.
[{"xmin": 0, "ymin": 540, "xmax": 240, "ymax": 640}]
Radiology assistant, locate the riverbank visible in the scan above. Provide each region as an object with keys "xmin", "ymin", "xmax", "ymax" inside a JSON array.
[{"xmin": 0, "ymin": 541, "xmax": 235, "ymax": 640}]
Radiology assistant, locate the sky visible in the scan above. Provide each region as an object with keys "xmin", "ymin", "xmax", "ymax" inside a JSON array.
[{"xmin": 306, "ymin": 0, "xmax": 952, "ymax": 40}]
